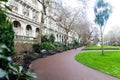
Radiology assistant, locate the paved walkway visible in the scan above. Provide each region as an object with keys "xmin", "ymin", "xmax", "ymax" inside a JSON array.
[{"xmin": 31, "ymin": 47, "xmax": 120, "ymax": 80}]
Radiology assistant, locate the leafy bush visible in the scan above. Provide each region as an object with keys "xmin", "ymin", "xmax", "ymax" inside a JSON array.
[
  {"xmin": 0, "ymin": 44, "xmax": 37, "ymax": 80},
  {"xmin": 49, "ymin": 34, "xmax": 55, "ymax": 43},
  {"xmin": 41, "ymin": 34, "xmax": 55, "ymax": 43},
  {"xmin": 0, "ymin": 1, "xmax": 14, "ymax": 56},
  {"xmin": 41, "ymin": 35, "xmax": 50, "ymax": 42},
  {"xmin": 53, "ymin": 42, "xmax": 63, "ymax": 51},
  {"xmin": 32, "ymin": 43, "xmax": 41, "ymax": 53},
  {"xmin": 41, "ymin": 42, "xmax": 56, "ymax": 51},
  {"xmin": 54, "ymin": 42, "xmax": 64, "ymax": 47},
  {"xmin": 72, "ymin": 40, "xmax": 80, "ymax": 48},
  {"xmin": 22, "ymin": 52, "xmax": 40, "ymax": 71},
  {"xmin": 0, "ymin": 1, "xmax": 36, "ymax": 80}
]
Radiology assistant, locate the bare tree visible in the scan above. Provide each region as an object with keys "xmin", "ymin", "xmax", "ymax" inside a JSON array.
[
  {"xmin": 37, "ymin": 0, "xmax": 50, "ymax": 43},
  {"xmin": 37, "ymin": 0, "xmax": 67, "ymax": 43},
  {"xmin": 54, "ymin": 1, "xmax": 81, "ymax": 44},
  {"xmin": 105, "ymin": 26, "xmax": 120, "ymax": 46}
]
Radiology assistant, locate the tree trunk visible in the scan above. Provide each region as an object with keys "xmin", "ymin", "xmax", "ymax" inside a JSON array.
[
  {"xmin": 65, "ymin": 32, "xmax": 69, "ymax": 45},
  {"xmin": 37, "ymin": 12, "xmax": 44, "ymax": 43},
  {"xmin": 78, "ymin": 35, "xmax": 81, "ymax": 43},
  {"xmin": 100, "ymin": 27, "xmax": 104, "ymax": 56}
]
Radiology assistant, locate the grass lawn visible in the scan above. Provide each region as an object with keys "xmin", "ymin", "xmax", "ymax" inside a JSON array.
[
  {"xmin": 83, "ymin": 45, "xmax": 120, "ymax": 50},
  {"xmin": 75, "ymin": 51, "xmax": 120, "ymax": 78}
]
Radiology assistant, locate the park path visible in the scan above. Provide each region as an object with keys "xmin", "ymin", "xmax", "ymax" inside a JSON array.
[{"xmin": 31, "ymin": 47, "xmax": 120, "ymax": 80}]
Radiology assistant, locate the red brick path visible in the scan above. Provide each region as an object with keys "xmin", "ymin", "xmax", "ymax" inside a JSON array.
[{"xmin": 31, "ymin": 47, "xmax": 120, "ymax": 80}]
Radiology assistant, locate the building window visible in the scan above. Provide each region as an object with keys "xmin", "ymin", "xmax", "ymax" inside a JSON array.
[
  {"xmin": 9, "ymin": 0, "xmax": 18, "ymax": 11},
  {"xmin": 23, "ymin": 6, "xmax": 29, "ymax": 16},
  {"xmin": 13, "ymin": 21, "xmax": 21, "ymax": 35},
  {"xmin": 33, "ymin": 11, "xmax": 38, "ymax": 21},
  {"xmin": 26, "ymin": 25, "xmax": 32, "ymax": 36},
  {"xmin": 36, "ymin": 28, "xmax": 39, "ymax": 36}
]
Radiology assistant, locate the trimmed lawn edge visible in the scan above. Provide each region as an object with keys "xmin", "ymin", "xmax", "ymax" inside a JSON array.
[
  {"xmin": 83, "ymin": 46, "xmax": 120, "ymax": 50},
  {"xmin": 75, "ymin": 51, "xmax": 120, "ymax": 79}
]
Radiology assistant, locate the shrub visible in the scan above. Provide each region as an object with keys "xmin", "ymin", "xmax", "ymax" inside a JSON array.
[
  {"xmin": 53, "ymin": 42, "xmax": 67, "ymax": 51},
  {"xmin": 54, "ymin": 42, "xmax": 64, "ymax": 47},
  {"xmin": 72, "ymin": 40, "xmax": 80, "ymax": 48},
  {"xmin": 0, "ymin": 1, "xmax": 14, "ymax": 56},
  {"xmin": 49, "ymin": 34, "xmax": 55, "ymax": 43},
  {"xmin": 41, "ymin": 42, "xmax": 56, "ymax": 51},
  {"xmin": 41, "ymin": 34, "xmax": 55, "ymax": 43},
  {"xmin": 0, "ymin": 44, "xmax": 37, "ymax": 80},
  {"xmin": 41, "ymin": 35, "xmax": 50, "ymax": 42},
  {"xmin": 32, "ymin": 43, "xmax": 41, "ymax": 53},
  {"xmin": 0, "ymin": 1, "xmax": 36, "ymax": 80}
]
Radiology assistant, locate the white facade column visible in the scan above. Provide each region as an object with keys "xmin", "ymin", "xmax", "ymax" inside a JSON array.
[
  {"xmin": 18, "ymin": 3, "xmax": 23, "ymax": 15},
  {"xmin": 22, "ymin": 23, "xmax": 27, "ymax": 36},
  {"xmin": 32, "ymin": 26, "xmax": 36, "ymax": 37},
  {"xmin": 29, "ymin": 9, "xmax": 33, "ymax": 19}
]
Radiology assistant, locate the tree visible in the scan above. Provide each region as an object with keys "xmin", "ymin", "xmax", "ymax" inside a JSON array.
[
  {"xmin": 55, "ymin": 1, "xmax": 80, "ymax": 44},
  {"xmin": 94, "ymin": 0, "xmax": 112, "ymax": 55},
  {"xmin": 104, "ymin": 26, "xmax": 120, "ymax": 46},
  {"xmin": 37, "ymin": 0, "xmax": 50, "ymax": 43},
  {"xmin": 37, "ymin": 0, "xmax": 60, "ymax": 43},
  {"xmin": 74, "ymin": 19, "xmax": 95, "ymax": 46}
]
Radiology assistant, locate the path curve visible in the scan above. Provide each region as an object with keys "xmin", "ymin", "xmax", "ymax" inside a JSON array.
[{"xmin": 31, "ymin": 47, "xmax": 120, "ymax": 80}]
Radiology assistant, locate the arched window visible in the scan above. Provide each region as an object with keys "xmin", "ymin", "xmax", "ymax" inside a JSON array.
[
  {"xmin": 13, "ymin": 21, "xmax": 21, "ymax": 35},
  {"xmin": 26, "ymin": 25, "xmax": 32, "ymax": 36},
  {"xmin": 26, "ymin": 25, "xmax": 32, "ymax": 31},
  {"xmin": 36, "ymin": 28, "xmax": 39, "ymax": 33},
  {"xmin": 13, "ymin": 21, "xmax": 21, "ymax": 28},
  {"xmin": 36, "ymin": 28, "xmax": 39, "ymax": 36},
  {"xmin": 62, "ymin": 36, "xmax": 64, "ymax": 42}
]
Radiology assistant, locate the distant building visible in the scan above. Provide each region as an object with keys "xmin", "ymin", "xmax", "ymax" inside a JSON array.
[{"xmin": 6, "ymin": 0, "xmax": 79, "ymax": 44}]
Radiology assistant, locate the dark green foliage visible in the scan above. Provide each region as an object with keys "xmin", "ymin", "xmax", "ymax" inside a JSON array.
[
  {"xmin": 32, "ymin": 43, "xmax": 41, "ymax": 53},
  {"xmin": 41, "ymin": 34, "xmax": 55, "ymax": 43},
  {"xmin": 0, "ymin": 43, "xmax": 12, "ymax": 70},
  {"xmin": 0, "ymin": 22, "xmax": 14, "ymax": 56},
  {"xmin": 0, "ymin": 1, "xmax": 36, "ymax": 80},
  {"xmin": 54, "ymin": 42, "xmax": 64, "ymax": 47},
  {"xmin": 49, "ymin": 34, "xmax": 55, "ymax": 43},
  {"xmin": 0, "ymin": 44, "xmax": 37, "ymax": 80},
  {"xmin": 72, "ymin": 40, "xmax": 80, "ymax": 47},
  {"xmin": 0, "ymin": 0, "xmax": 8, "ymax": 2},
  {"xmin": 0, "ymin": 2, "xmax": 14, "ymax": 56},
  {"xmin": 53, "ymin": 42, "xmax": 65, "ymax": 52},
  {"xmin": 41, "ymin": 42, "xmax": 56, "ymax": 51},
  {"xmin": 41, "ymin": 35, "xmax": 50, "ymax": 42}
]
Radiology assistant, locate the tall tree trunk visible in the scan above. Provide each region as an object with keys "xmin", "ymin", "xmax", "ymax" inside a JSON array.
[
  {"xmin": 37, "ymin": 12, "xmax": 44, "ymax": 43},
  {"xmin": 100, "ymin": 27, "xmax": 104, "ymax": 56},
  {"xmin": 65, "ymin": 32, "xmax": 69, "ymax": 45},
  {"xmin": 78, "ymin": 35, "xmax": 81, "ymax": 43}
]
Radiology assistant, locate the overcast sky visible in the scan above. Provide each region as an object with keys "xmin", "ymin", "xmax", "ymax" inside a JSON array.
[{"xmin": 62, "ymin": 0, "xmax": 120, "ymax": 34}]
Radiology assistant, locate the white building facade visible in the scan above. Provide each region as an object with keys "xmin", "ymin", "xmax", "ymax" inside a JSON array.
[{"xmin": 7, "ymin": 0, "xmax": 79, "ymax": 44}]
